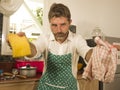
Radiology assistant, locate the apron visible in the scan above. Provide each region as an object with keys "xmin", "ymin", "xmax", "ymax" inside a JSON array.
[{"xmin": 37, "ymin": 52, "xmax": 77, "ymax": 90}]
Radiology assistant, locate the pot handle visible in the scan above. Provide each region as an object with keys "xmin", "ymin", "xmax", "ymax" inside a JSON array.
[{"xmin": 26, "ymin": 64, "xmax": 30, "ymax": 68}]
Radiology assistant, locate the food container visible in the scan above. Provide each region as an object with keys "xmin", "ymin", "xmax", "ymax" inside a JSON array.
[{"xmin": 19, "ymin": 64, "xmax": 37, "ymax": 77}]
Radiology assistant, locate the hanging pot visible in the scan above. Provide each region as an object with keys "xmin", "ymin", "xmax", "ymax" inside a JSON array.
[{"xmin": 19, "ymin": 64, "xmax": 37, "ymax": 77}]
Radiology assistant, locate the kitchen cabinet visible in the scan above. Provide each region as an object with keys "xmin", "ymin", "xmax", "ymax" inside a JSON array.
[
  {"xmin": 0, "ymin": 81, "xmax": 38, "ymax": 90},
  {"xmin": 0, "ymin": 74, "xmax": 41, "ymax": 90},
  {"xmin": 0, "ymin": 74, "xmax": 99, "ymax": 90},
  {"xmin": 78, "ymin": 74, "xmax": 99, "ymax": 90}
]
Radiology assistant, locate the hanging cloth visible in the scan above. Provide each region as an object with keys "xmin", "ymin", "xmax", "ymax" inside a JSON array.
[
  {"xmin": 82, "ymin": 37, "xmax": 118, "ymax": 83},
  {"xmin": 0, "ymin": 0, "xmax": 24, "ymax": 16}
]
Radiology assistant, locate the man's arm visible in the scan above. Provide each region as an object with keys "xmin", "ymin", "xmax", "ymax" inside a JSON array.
[
  {"xmin": 85, "ymin": 49, "xmax": 93, "ymax": 62},
  {"xmin": 27, "ymin": 42, "xmax": 37, "ymax": 57}
]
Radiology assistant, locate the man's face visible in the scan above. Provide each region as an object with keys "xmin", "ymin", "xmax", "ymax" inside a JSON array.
[{"xmin": 50, "ymin": 17, "xmax": 71, "ymax": 42}]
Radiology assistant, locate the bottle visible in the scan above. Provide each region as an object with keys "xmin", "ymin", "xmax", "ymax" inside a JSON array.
[
  {"xmin": 0, "ymin": 70, "xmax": 3, "ymax": 80},
  {"xmin": 91, "ymin": 27, "xmax": 104, "ymax": 40}
]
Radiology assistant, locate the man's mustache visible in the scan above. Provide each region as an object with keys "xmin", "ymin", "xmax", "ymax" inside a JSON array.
[{"xmin": 55, "ymin": 32, "xmax": 65, "ymax": 36}]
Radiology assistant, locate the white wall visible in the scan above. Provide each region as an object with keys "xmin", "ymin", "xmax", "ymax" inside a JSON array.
[{"xmin": 43, "ymin": 0, "xmax": 120, "ymax": 39}]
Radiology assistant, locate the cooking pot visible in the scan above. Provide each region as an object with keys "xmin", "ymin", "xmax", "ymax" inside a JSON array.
[
  {"xmin": 19, "ymin": 64, "xmax": 37, "ymax": 77},
  {"xmin": 15, "ymin": 60, "xmax": 44, "ymax": 73}
]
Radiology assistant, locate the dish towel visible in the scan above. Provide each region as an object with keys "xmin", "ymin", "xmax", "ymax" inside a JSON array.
[
  {"xmin": 82, "ymin": 37, "xmax": 118, "ymax": 83},
  {"xmin": 8, "ymin": 33, "xmax": 31, "ymax": 58}
]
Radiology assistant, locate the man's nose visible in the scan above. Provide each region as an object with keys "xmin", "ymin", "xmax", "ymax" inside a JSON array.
[{"xmin": 57, "ymin": 25, "xmax": 62, "ymax": 32}]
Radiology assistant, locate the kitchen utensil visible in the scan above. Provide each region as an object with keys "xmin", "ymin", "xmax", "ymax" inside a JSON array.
[
  {"xmin": 15, "ymin": 60, "xmax": 44, "ymax": 73},
  {"xmin": 3, "ymin": 72, "xmax": 27, "ymax": 79},
  {"xmin": 19, "ymin": 64, "xmax": 37, "ymax": 77}
]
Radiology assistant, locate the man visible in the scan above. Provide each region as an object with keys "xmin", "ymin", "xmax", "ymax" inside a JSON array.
[{"xmin": 11, "ymin": 3, "xmax": 92, "ymax": 90}]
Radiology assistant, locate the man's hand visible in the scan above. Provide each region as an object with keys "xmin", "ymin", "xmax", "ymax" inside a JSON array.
[
  {"xmin": 16, "ymin": 32, "xmax": 26, "ymax": 37},
  {"xmin": 6, "ymin": 32, "xmax": 26, "ymax": 49},
  {"xmin": 85, "ymin": 49, "xmax": 93, "ymax": 62},
  {"xmin": 113, "ymin": 43, "xmax": 120, "ymax": 51},
  {"xmin": 6, "ymin": 38, "xmax": 12, "ymax": 49}
]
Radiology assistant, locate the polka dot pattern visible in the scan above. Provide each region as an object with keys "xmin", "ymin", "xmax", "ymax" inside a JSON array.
[{"xmin": 38, "ymin": 52, "xmax": 77, "ymax": 90}]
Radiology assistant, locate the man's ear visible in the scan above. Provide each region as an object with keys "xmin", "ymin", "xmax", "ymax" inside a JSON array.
[{"xmin": 69, "ymin": 19, "xmax": 72, "ymax": 24}]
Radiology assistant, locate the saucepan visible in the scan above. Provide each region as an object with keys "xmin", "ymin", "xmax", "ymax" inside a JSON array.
[{"xmin": 19, "ymin": 64, "xmax": 37, "ymax": 77}]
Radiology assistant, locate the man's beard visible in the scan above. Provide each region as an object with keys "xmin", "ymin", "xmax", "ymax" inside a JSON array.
[{"xmin": 54, "ymin": 32, "xmax": 68, "ymax": 41}]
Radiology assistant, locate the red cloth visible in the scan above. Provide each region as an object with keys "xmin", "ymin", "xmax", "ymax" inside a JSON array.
[{"xmin": 82, "ymin": 40, "xmax": 118, "ymax": 83}]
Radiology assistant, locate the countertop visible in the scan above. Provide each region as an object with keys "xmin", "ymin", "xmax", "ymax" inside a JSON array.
[
  {"xmin": 0, "ymin": 73, "xmax": 41, "ymax": 90},
  {"xmin": 0, "ymin": 73, "xmax": 42, "ymax": 84}
]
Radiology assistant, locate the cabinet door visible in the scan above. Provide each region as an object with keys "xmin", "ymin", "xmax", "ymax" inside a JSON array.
[
  {"xmin": 78, "ymin": 79, "xmax": 99, "ymax": 90},
  {"xmin": 0, "ymin": 81, "xmax": 38, "ymax": 90}
]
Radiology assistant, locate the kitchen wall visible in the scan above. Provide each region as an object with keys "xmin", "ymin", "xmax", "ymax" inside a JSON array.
[
  {"xmin": 0, "ymin": 0, "xmax": 120, "ymax": 56},
  {"xmin": 43, "ymin": 0, "xmax": 120, "ymax": 39}
]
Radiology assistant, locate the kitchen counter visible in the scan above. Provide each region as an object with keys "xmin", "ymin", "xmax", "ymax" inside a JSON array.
[
  {"xmin": 0, "ymin": 74, "xmax": 41, "ymax": 84},
  {"xmin": 0, "ymin": 72, "xmax": 99, "ymax": 90},
  {"xmin": 0, "ymin": 73, "xmax": 41, "ymax": 90}
]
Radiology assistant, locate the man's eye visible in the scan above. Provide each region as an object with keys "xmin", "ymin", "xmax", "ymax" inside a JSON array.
[
  {"xmin": 51, "ymin": 24, "xmax": 57, "ymax": 27},
  {"xmin": 61, "ymin": 23, "xmax": 66, "ymax": 26},
  {"xmin": 61, "ymin": 23, "xmax": 67, "ymax": 27}
]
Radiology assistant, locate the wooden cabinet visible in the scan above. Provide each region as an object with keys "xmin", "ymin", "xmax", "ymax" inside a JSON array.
[
  {"xmin": 0, "ymin": 81, "xmax": 38, "ymax": 90},
  {"xmin": 0, "ymin": 76, "xmax": 40, "ymax": 90},
  {"xmin": 77, "ymin": 75, "xmax": 99, "ymax": 90}
]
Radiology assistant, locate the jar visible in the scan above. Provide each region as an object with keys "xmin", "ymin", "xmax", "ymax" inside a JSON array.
[
  {"xmin": 91, "ymin": 27, "xmax": 104, "ymax": 40},
  {"xmin": 0, "ymin": 70, "xmax": 3, "ymax": 80}
]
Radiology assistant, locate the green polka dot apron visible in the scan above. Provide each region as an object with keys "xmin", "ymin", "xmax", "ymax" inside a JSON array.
[{"xmin": 37, "ymin": 52, "xmax": 77, "ymax": 90}]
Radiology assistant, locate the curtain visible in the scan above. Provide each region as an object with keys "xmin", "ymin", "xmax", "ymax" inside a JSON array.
[
  {"xmin": 0, "ymin": 0, "xmax": 24, "ymax": 55},
  {"xmin": 0, "ymin": 0, "xmax": 24, "ymax": 16}
]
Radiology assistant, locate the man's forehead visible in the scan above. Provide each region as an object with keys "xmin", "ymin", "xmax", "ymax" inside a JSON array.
[{"xmin": 50, "ymin": 17, "xmax": 68, "ymax": 24}]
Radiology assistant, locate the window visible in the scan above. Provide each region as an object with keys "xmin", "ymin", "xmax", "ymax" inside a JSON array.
[
  {"xmin": 10, "ymin": 0, "xmax": 43, "ymax": 41},
  {"xmin": 1, "ymin": 0, "xmax": 44, "ymax": 55}
]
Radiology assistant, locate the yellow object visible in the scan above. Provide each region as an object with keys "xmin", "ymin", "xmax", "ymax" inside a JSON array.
[
  {"xmin": 8, "ymin": 33, "xmax": 31, "ymax": 58},
  {"xmin": 77, "ymin": 63, "xmax": 83, "ymax": 70}
]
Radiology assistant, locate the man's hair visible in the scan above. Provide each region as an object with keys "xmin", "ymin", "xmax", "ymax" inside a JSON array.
[{"xmin": 48, "ymin": 3, "xmax": 71, "ymax": 22}]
